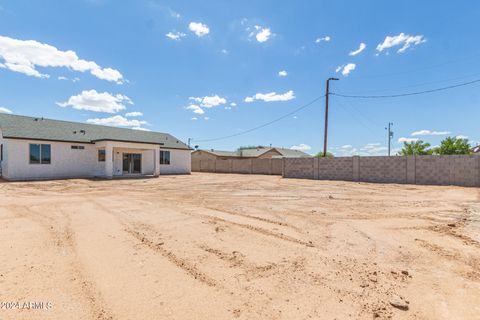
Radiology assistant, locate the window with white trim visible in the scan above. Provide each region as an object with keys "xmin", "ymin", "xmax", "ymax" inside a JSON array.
[
  {"xmin": 30, "ymin": 144, "xmax": 51, "ymax": 164},
  {"xmin": 160, "ymin": 150, "xmax": 170, "ymax": 165}
]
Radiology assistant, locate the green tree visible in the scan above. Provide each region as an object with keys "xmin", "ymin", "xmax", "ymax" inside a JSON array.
[
  {"xmin": 315, "ymin": 151, "xmax": 334, "ymax": 158},
  {"xmin": 435, "ymin": 137, "xmax": 471, "ymax": 155},
  {"xmin": 399, "ymin": 140, "xmax": 433, "ymax": 156}
]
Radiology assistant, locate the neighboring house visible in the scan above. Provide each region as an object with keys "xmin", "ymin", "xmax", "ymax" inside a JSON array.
[
  {"xmin": 192, "ymin": 146, "xmax": 311, "ymax": 161},
  {"xmin": 0, "ymin": 114, "xmax": 191, "ymax": 181}
]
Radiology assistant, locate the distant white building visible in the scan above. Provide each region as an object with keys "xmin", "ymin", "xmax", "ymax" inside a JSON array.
[{"xmin": 0, "ymin": 114, "xmax": 191, "ymax": 181}]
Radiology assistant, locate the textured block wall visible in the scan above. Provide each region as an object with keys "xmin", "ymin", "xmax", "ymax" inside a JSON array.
[
  {"xmin": 252, "ymin": 159, "xmax": 272, "ymax": 174},
  {"xmin": 271, "ymin": 159, "xmax": 284, "ymax": 175},
  {"xmin": 282, "ymin": 155, "xmax": 479, "ymax": 187},
  {"xmin": 232, "ymin": 159, "xmax": 252, "ymax": 174},
  {"xmin": 359, "ymin": 156, "xmax": 407, "ymax": 183},
  {"xmin": 283, "ymin": 158, "xmax": 314, "ymax": 179},
  {"xmin": 199, "ymin": 160, "xmax": 214, "ymax": 172},
  {"xmin": 193, "ymin": 155, "xmax": 479, "ymax": 187},
  {"xmin": 318, "ymin": 157, "xmax": 354, "ymax": 181},
  {"xmin": 215, "ymin": 159, "xmax": 232, "ymax": 173},
  {"xmin": 415, "ymin": 155, "xmax": 479, "ymax": 187}
]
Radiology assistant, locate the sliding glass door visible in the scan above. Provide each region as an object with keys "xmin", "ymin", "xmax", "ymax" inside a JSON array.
[{"xmin": 122, "ymin": 153, "xmax": 142, "ymax": 174}]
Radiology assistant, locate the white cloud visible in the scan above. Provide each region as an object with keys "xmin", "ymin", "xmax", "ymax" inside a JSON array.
[
  {"xmin": 456, "ymin": 135, "xmax": 468, "ymax": 139},
  {"xmin": 332, "ymin": 144, "xmax": 359, "ymax": 156},
  {"xmin": 255, "ymin": 26, "xmax": 271, "ymax": 43},
  {"xmin": 221, "ymin": 49, "xmax": 228, "ymax": 54},
  {"xmin": 247, "ymin": 25, "xmax": 272, "ymax": 43},
  {"xmin": 204, "ymin": 117, "xmax": 210, "ymax": 120},
  {"xmin": 336, "ymin": 63, "xmax": 356, "ymax": 76},
  {"xmin": 230, "ymin": 102, "xmax": 237, "ymax": 107},
  {"xmin": 244, "ymin": 90, "xmax": 295, "ymax": 103},
  {"xmin": 57, "ymin": 90, "xmax": 133, "ymax": 113},
  {"xmin": 398, "ymin": 137, "xmax": 419, "ymax": 143},
  {"xmin": 86, "ymin": 115, "xmax": 147, "ymax": 128},
  {"xmin": 90, "ymin": 67, "xmax": 123, "ymax": 83},
  {"xmin": 0, "ymin": 106, "xmax": 13, "ymax": 114},
  {"xmin": 376, "ymin": 33, "xmax": 426, "ymax": 54},
  {"xmin": 125, "ymin": 111, "xmax": 143, "ymax": 117},
  {"xmin": 315, "ymin": 36, "xmax": 331, "ymax": 43},
  {"xmin": 361, "ymin": 143, "xmax": 388, "ymax": 155},
  {"xmin": 191, "ymin": 117, "xmax": 198, "ymax": 120},
  {"xmin": 58, "ymin": 76, "xmax": 68, "ymax": 81},
  {"xmin": 290, "ymin": 144, "xmax": 311, "ymax": 151},
  {"xmin": 188, "ymin": 95, "xmax": 226, "ymax": 108},
  {"xmin": 188, "ymin": 22, "xmax": 209, "ymax": 37},
  {"xmin": 186, "ymin": 104, "xmax": 204, "ymax": 114},
  {"xmin": 166, "ymin": 31, "xmax": 186, "ymax": 41},
  {"xmin": 278, "ymin": 70, "xmax": 288, "ymax": 77},
  {"xmin": 411, "ymin": 129, "xmax": 451, "ymax": 136},
  {"xmin": 349, "ymin": 42, "xmax": 367, "ymax": 56},
  {"xmin": 0, "ymin": 35, "xmax": 124, "ymax": 83}
]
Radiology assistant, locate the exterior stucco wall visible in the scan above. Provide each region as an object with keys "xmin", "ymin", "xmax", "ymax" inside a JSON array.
[
  {"xmin": 0, "ymin": 130, "xmax": 5, "ymax": 177},
  {"xmin": 2, "ymin": 138, "xmax": 102, "ymax": 180},
  {"xmin": 0, "ymin": 139, "xmax": 175, "ymax": 180},
  {"xmin": 160, "ymin": 149, "xmax": 191, "ymax": 175}
]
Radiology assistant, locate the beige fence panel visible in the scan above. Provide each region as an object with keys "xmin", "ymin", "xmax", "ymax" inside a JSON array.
[
  {"xmin": 252, "ymin": 159, "xmax": 272, "ymax": 175},
  {"xmin": 282, "ymin": 155, "xmax": 479, "ymax": 187}
]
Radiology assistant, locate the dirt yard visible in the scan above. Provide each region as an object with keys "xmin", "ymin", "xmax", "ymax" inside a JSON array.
[{"xmin": 0, "ymin": 173, "xmax": 479, "ymax": 320}]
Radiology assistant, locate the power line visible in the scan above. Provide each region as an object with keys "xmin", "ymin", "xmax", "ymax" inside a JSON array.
[
  {"xmin": 344, "ymin": 71, "xmax": 480, "ymax": 95},
  {"xmin": 332, "ymin": 78, "xmax": 480, "ymax": 99},
  {"xmin": 193, "ymin": 95, "xmax": 325, "ymax": 143}
]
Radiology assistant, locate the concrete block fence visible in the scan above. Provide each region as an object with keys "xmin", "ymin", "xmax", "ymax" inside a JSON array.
[
  {"xmin": 283, "ymin": 155, "xmax": 480, "ymax": 187},
  {"xmin": 192, "ymin": 155, "xmax": 480, "ymax": 187},
  {"xmin": 192, "ymin": 158, "xmax": 283, "ymax": 175}
]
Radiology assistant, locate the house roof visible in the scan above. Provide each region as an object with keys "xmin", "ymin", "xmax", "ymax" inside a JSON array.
[
  {"xmin": 195, "ymin": 147, "xmax": 311, "ymax": 158},
  {"xmin": 0, "ymin": 113, "xmax": 190, "ymax": 149},
  {"xmin": 272, "ymin": 147, "xmax": 312, "ymax": 158}
]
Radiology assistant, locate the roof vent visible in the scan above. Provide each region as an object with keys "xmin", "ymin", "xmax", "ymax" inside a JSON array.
[
  {"xmin": 80, "ymin": 130, "xmax": 86, "ymax": 135},
  {"xmin": 34, "ymin": 117, "xmax": 44, "ymax": 121}
]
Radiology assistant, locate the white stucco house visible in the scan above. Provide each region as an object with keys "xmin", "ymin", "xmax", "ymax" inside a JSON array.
[{"xmin": 0, "ymin": 113, "xmax": 191, "ymax": 181}]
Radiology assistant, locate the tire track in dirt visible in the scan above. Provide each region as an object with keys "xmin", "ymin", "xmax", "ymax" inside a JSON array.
[
  {"xmin": 200, "ymin": 204, "xmax": 304, "ymax": 233},
  {"xmin": 123, "ymin": 225, "xmax": 218, "ymax": 287},
  {"xmin": 86, "ymin": 198, "xmax": 220, "ymax": 288},
  {"xmin": 180, "ymin": 208, "xmax": 315, "ymax": 247},
  {"xmin": 414, "ymin": 238, "xmax": 480, "ymax": 281},
  {"xmin": 198, "ymin": 244, "xmax": 278, "ymax": 279},
  {"xmin": 11, "ymin": 204, "xmax": 114, "ymax": 320}
]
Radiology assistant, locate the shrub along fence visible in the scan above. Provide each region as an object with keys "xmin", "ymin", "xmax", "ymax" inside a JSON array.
[{"xmin": 192, "ymin": 155, "xmax": 480, "ymax": 187}]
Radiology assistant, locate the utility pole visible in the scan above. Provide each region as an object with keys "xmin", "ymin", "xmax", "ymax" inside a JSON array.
[
  {"xmin": 187, "ymin": 138, "xmax": 192, "ymax": 148},
  {"xmin": 323, "ymin": 77, "xmax": 339, "ymax": 157},
  {"xmin": 385, "ymin": 123, "xmax": 393, "ymax": 156}
]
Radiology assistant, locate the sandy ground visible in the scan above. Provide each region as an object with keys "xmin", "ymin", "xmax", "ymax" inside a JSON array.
[{"xmin": 0, "ymin": 173, "xmax": 479, "ymax": 320}]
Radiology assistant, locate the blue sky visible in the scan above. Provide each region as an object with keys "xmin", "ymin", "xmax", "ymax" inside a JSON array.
[{"xmin": 0, "ymin": 0, "xmax": 479, "ymax": 155}]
